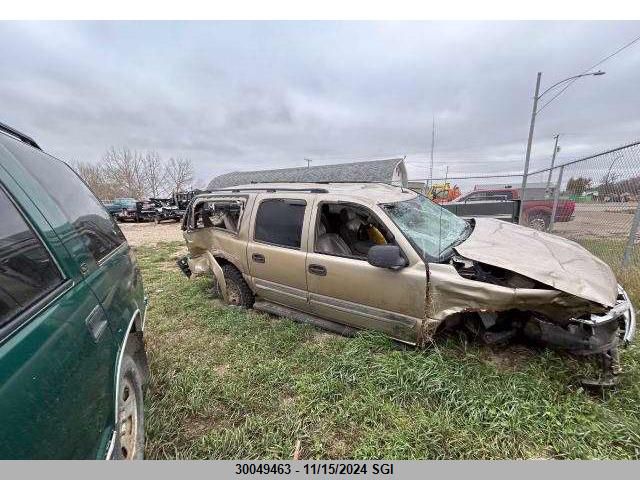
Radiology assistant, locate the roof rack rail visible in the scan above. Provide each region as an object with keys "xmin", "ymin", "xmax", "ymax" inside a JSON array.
[
  {"xmin": 214, "ymin": 187, "xmax": 329, "ymax": 194},
  {"xmin": 0, "ymin": 121, "xmax": 41, "ymax": 150}
]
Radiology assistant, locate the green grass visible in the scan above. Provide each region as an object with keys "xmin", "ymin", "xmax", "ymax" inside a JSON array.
[
  {"xmin": 140, "ymin": 242, "xmax": 640, "ymax": 459},
  {"xmin": 574, "ymin": 238, "xmax": 639, "ymax": 306}
]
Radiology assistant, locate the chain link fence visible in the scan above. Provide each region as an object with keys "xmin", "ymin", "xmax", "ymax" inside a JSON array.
[{"xmin": 414, "ymin": 141, "xmax": 640, "ymax": 303}]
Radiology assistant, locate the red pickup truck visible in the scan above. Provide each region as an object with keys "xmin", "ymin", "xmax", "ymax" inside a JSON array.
[{"xmin": 454, "ymin": 188, "xmax": 575, "ymax": 231}]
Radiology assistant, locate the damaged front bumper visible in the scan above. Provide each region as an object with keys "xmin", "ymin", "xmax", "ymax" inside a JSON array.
[
  {"xmin": 492, "ymin": 285, "xmax": 635, "ymax": 357},
  {"xmin": 574, "ymin": 285, "xmax": 636, "ymax": 346}
]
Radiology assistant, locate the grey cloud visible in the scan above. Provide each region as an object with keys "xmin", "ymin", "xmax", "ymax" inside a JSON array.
[{"xmin": 0, "ymin": 21, "xmax": 638, "ymax": 185}]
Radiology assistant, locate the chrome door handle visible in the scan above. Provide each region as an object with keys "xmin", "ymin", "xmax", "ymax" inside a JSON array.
[
  {"xmin": 252, "ymin": 253, "xmax": 266, "ymax": 263},
  {"xmin": 308, "ymin": 264, "xmax": 327, "ymax": 276}
]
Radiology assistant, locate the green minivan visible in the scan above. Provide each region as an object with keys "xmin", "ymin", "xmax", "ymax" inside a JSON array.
[{"xmin": 0, "ymin": 122, "xmax": 149, "ymax": 459}]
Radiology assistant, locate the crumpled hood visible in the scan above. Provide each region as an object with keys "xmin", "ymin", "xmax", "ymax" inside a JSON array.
[{"xmin": 454, "ymin": 218, "xmax": 618, "ymax": 307}]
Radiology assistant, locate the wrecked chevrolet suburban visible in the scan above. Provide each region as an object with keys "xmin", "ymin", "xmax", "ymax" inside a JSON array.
[{"xmin": 179, "ymin": 183, "xmax": 636, "ymax": 385}]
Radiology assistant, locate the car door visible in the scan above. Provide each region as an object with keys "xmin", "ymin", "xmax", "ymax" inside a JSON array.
[
  {"xmin": 246, "ymin": 194, "xmax": 313, "ymax": 311},
  {"xmin": 305, "ymin": 200, "xmax": 426, "ymax": 343},
  {"xmin": 0, "ymin": 178, "xmax": 116, "ymax": 459}
]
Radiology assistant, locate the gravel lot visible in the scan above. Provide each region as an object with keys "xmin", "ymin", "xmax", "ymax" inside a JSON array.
[
  {"xmin": 554, "ymin": 202, "xmax": 637, "ymax": 239},
  {"xmin": 119, "ymin": 221, "xmax": 184, "ymax": 247}
]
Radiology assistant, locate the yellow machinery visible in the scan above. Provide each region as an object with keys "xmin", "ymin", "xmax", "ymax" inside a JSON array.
[{"xmin": 427, "ymin": 182, "xmax": 461, "ymax": 203}]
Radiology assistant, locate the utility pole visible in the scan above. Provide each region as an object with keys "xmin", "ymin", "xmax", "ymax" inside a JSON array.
[
  {"xmin": 544, "ymin": 134, "xmax": 560, "ymax": 195},
  {"xmin": 428, "ymin": 117, "xmax": 435, "ymax": 194},
  {"xmin": 304, "ymin": 157, "xmax": 312, "ymax": 168}
]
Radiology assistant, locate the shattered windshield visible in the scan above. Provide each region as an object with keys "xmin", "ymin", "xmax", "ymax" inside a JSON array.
[{"xmin": 381, "ymin": 194, "xmax": 471, "ymax": 261}]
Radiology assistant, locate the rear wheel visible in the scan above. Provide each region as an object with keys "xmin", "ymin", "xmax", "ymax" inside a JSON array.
[
  {"xmin": 112, "ymin": 343, "xmax": 145, "ymax": 460},
  {"xmin": 222, "ymin": 264, "xmax": 254, "ymax": 308},
  {"xmin": 528, "ymin": 212, "xmax": 550, "ymax": 231}
]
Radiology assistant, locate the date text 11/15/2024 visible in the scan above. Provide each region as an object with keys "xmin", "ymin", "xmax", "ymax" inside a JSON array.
[{"xmin": 234, "ymin": 463, "xmax": 395, "ymax": 475}]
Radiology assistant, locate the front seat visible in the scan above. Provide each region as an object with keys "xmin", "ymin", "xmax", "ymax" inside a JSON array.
[
  {"xmin": 339, "ymin": 208, "xmax": 362, "ymax": 248},
  {"xmin": 339, "ymin": 208, "xmax": 377, "ymax": 255},
  {"xmin": 316, "ymin": 221, "xmax": 351, "ymax": 256}
]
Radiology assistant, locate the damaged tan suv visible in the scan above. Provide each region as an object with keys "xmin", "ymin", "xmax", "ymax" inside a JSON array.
[{"xmin": 179, "ymin": 183, "xmax": 636, "ymax": 385}]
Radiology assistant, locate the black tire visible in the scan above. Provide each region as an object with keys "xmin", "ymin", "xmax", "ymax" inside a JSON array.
[
  {"xmin": 528, "ymin": 212, "xmax": 550, "ymax": 232},
  {"xmin": 222, "ymin": 264, "xmax": 254, "ymax": 308},
  {"xmin": 112, "ymin": 341, "xmax": 145, "ymax": 460}
]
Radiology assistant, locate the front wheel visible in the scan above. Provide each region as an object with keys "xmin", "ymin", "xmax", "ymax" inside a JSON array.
[{"xmin": 112, "ymin": 343, "xmax": 145, "ymax": 460}]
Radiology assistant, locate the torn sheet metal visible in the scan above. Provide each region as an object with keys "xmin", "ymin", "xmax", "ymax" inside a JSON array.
[{"xmin": 426, "ymin": 262, "xmax": 599, "ymax": 322}]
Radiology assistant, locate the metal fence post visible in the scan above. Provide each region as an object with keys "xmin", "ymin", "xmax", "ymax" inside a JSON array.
[
  {"xmin": 622, "ymin": 202, "xmax": 640, "ymax": 268},
  {"xmin": 549, "ymin": 165, "xmax": 564, "ymax": 232}
]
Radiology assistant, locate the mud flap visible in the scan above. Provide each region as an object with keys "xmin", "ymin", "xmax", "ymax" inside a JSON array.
[{"xmin": 176, "ymin": 256, "xmax": 191, "ymax": 277}]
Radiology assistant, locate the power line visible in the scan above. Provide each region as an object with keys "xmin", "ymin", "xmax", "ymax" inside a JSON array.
[{"xmin": 537, "ymin": 33, "xmax": 640, "ymax": 114}]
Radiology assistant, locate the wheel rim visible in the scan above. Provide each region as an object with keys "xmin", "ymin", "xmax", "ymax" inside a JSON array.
[
  {"xmin": 227, "ymin": 281, "xmax": 241, "ymax": 305},
  {"xmin": 529, "ymin": 217, "xmax": 547, "ymax": 231},
  {"xmin": 118, "ymin": 377, "xmax": 138, "ymax": 459}
]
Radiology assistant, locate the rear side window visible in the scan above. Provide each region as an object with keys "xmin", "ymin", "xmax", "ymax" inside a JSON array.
[
  {"xmin": 1, "ymin": 139, "xmax": 125, "ymax": 262},
  {"xmin": 254, "ymin": 199, "xmax": 306, "ymax": 248},
  {"xmin": 194, "ymin": 199, "xmax": 243, "ymax": 232},
  {"xmin": 0, "ymin": 187, "xmax": 64, "ymax": 327}
]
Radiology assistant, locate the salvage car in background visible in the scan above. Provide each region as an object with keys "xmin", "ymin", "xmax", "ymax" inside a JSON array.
[
  {"xmin": 150, "ymin": 191, "xmax": 203, "ymax": 224},
  {"xmin": 150, "ymin": 197, "xmax": 183, "ymax": 223},
  {"xmin": 453, "ymin": 187, "xmax": 575, "ymax": 231},
  {"xmin": 179, "ymin": 182, "xmax": 635, "ymax": 386},
  {"xmin": 0, "ymin": 122, "xmax": 148, "ymax": 459}
]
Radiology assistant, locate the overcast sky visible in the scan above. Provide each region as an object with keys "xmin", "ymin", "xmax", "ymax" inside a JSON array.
[{"xmin": 1, "ymin": 21, "xmax": 639, "ymax": 187}]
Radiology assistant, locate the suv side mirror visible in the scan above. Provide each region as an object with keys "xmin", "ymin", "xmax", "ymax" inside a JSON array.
[{"xmin": 367, "ymin": 245, "xmax": 407, "ymax": 270}]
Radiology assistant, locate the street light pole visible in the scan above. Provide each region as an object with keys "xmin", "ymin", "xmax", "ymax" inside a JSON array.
[
  {"xmin": 518, "ymin": 70, "xmax": 605, "ymax": 226},
  {"xmin": 519, "ymin": 72, "xmax": 542, "ymax": 223}
]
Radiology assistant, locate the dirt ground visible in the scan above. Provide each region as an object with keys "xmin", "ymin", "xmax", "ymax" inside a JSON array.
[
  {"xmin": 553, "ymin": 202, "xmax": 637, "ymax": 239},
  {"xmin": 119, "ymin": 220, "xmax": 184, "ymax": 247}
]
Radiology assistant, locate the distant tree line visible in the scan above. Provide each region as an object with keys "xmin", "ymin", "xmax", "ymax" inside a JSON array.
[
  {"xmin": 564, "ymin": 174, "xmax": 640, "ymax": 196},
  {"xmin": 73, "ymin": 147, "xmax": 195, "ymax": 200}
]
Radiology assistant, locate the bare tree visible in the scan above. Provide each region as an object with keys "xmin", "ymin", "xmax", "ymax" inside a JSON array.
[
  {"xmin": 73, "ymin": 160, "xmax": 119, "ymax": 200},
  {"xmin": 102, "ymin": 147, "xmax": 146, "ymax": 199},
  {"xmin": 142, "ymin": 151, "xmax": 166, "ymax": 198},
  {"xmin": 74, "ymin": 148, "xmax": 197, "ymax": 200},
  {"xmin": 164, "ymin": 157, "xmax": 193, "ymax": 194}
]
